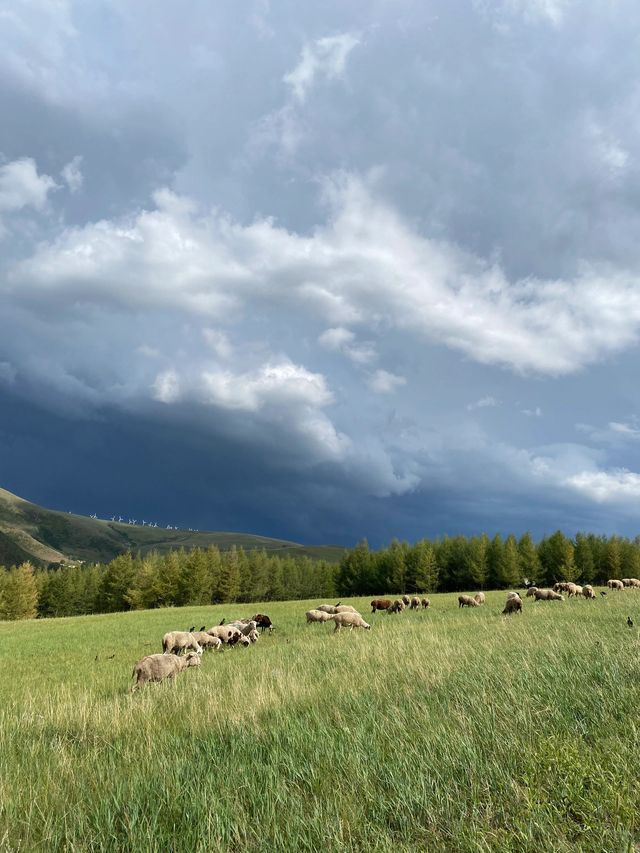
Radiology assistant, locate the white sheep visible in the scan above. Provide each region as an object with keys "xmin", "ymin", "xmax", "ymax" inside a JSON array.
[
  {"xmin": 331, "ymin": 612, "xmax": 371, "ymax": 632},
  {"xmin": 306, "ymin": 609, "xmax": 332, "ymax": 624}
]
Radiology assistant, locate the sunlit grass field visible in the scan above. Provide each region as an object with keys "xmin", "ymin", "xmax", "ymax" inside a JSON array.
[{"xmin": 1, "ymin": 589, "xmax": 638, "ymax": 852}]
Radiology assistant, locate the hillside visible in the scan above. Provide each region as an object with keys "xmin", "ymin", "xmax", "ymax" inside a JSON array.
[{"xmin": 0, "ymin": 487, "xmax": 345, "ymax": 566}]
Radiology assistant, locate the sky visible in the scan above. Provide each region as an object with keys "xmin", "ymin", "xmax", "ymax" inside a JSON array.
[{"xmin": 2, "ymin": 0, "xmax": 640, "ymax": 546}]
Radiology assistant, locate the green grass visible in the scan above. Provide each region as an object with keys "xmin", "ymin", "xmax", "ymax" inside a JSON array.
[{"xmin": 1, "ymin": 590, "xmax": 639, "ymax": 852}]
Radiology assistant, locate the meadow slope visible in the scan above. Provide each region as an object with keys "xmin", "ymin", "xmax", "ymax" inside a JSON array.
[{"xmin": 0, "ymin": 590, "xmax": 638, "ymax": 852}]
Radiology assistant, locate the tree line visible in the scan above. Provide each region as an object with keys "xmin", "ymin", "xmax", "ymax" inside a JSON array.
[{"xmin": 0, "ymin": 530, "xmax": 637, "ymax": 620}]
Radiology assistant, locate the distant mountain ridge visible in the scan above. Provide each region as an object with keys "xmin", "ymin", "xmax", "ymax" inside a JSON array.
[{"xmin": 0, "ymin": 487, "xmax": 345, "ymax": 566}]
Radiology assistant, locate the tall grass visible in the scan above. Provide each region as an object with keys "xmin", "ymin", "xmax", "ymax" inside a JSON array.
[{"xmin": 1, "ymin": 591, "xmax": 638, "ymax": 851}]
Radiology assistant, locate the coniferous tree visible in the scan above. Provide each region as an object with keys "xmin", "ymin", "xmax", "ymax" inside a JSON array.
[
  {"xmin": 467, "ymin": 534, "xmax": 489, "ymax": 589},
  {"xmin": 410, "ymin": 540, "xmax": 438, "ymax": 593},
  {"xmin": 1, "ymin": 561, "xmax": 38, "ymax": 620},
  {"xmin": 517, "ymin": 532, "xmax": 541, "ymax": 586},
  {"xmin": 502, "ymin": 535, "xmax": 521, "ymax": 588},
  {"xmin": 606, "ymin": 536, "xmax": 622, "ymax": 580},
  {"xmin": 99, "ymin": 553, "xmax": 136, "ymax": 612},
  {"xmin": 574, "ymin": 533, "xmax": 595, "ymax": 584}
]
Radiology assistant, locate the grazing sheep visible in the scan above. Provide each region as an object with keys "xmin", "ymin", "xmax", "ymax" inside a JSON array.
[
  {"xmin": 621, "ymin": 578, "xmax": 633, "ymax": 587},
  {"xmin": 247, "ymin": 628, "xmax": 259, "ymax": 643},
  {"xmin": 582, "ymin": 585, "xmax": 595, "ymax": 599},
  {"xmin": 402, "ymin": 595, "xmax": 411, "ymax": 607},
  {"xmin": 566, "ymin": 583, "xmax": 583, "ymax": 598},
  {"xmin": 410, "ymin": 596, "xmax": 420, "ymax": 610},
  {"xmin": 306, "ymin": 609, "xmax": 333, "ymax": 623},
  {"xmin": 474, "ymin": 592, "xmax": 486, "ymax": 605},
  {"xmin": 191, "ymin": 631, "xmax": 223, "ymax": 651},
  {"xmin": 331, "ymin": 612, "xmax": 371, "ymax": 632},
  {"xmin": 316, "ymin": 604, "xmax": 339, "ymax": 615},
  {"xmin": 389, "ymin": 599, "xmax": 405, "ymax": 613},
  {"xmin": 421, "ymin": 598, "xmax": 430, "ymax": 608},
  {"xmin": 237, "ymin": 635, "xmax": 251, "ymax": 647},
  {"xmin": 162, "ymin": 631, "xmax": 203, "ymax": 656},
  {"xmin": 207, "ymin": 625, "xmax": 242, "ymax": 645},
  {"xmin": 228, "ymin": 620, "xmax": 259, "ymax": 636},
  {"xmin": 502, "ymin": 596, "xmax": 523, "ymax": 615},
  {"xmin": 251, "ymin": 614, "xmax": 273, "ymax": 632},
  {"xmin": 553, "ymin": 582, "xmax": 571, "ymax": 593},
  {"xmin": 458, "ymin": 594, "xmax": 479, "ymax": 608},
  {"xmin": 533, "ymin": 588, "xmax": 564, "ymax": 601},
  {"xmin": 631, "ymin": 578, "xmax": 640, "ymax": 588},
  {"xmin": 131, "ymin": 652, "xmax": 200, "ymax": 691},
  {"xmin": 525, "ymin": 587, "xmax": 538, "ymax": 598},
  {"xmin": 335, "ymin": 605, "xmax": 358, "ymax": 614},
  {"xmin": 607, "ymin": 579, "xmax": 624, "ymax": 590},
  {"xmin": 371, "ymin": 598, "xmax": 392, "ymax": 613},
  {"xmin": 506, "ymin": 592, "xmax": 522, "ymax": 601}
]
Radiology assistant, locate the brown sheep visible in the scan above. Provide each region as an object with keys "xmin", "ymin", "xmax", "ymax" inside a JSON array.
[
  {"xmin": 533, "ymin": 588, "xmax": 564, "ymax": 601},
  {"xmin": 331, "ymin": 612, "xmax": 371, "ymax": 632},
  {"xmin": 162, "ymin": 631, "xmax": 203, "ymax": 656},
  {"xmin": 458, "ymin": 594, "xmax": 479, "ymax": 608},
  {"xmin": 402, "ymin": 595, "xmax": 411, "ymax": 607},
  {"xmin": 251, "ymin": 614, "xmax": 274, "ymax": 632},
  {"xmin": 371, "ymin": 599, "xmax": 392, "ymax": 613},
  {"xmin": 607, "ymin": 579, "xmax": 624, "ymax": 590},
  {"xmin": 502, "ymin": 596, "xmax": 522, "ymax": 615},
  {"xmin": 421, "ymin": 598, "xmax": 430, "ymax": 608},
  {"xmin": 474, "ymin": 592, "xmax": 486, "ymax": 605},
  {"xmin": 131, "ymin": 652, "xmax": 200, "ymax": 691},
  {"xmin": 506, "ymin": 592, "xmax": 521, "ymax": 601},
  {"xmin": 388, "ymin": 599, "xmax": 405, "ymax": 613},
  {"xmin": 525, "ymin": 587, "xmax": 538, "ymax": 597},
  {"xmin": 409, "ymin": 596, "xmax": 420, "ymax": 610}
]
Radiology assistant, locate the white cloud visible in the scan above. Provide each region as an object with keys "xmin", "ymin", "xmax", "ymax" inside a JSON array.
[
  {"xmin": 14, "ymin": 173, "xmax": 640, "ymax": 377},
  {"xmin": 284, "ymin": 33, "xmax": 359, "ymax": 103},
  {"xmin": 0, "ymin": 158, "xmax": 57, "ymax": 213},
  {"xmin": 467, "ymin": 396, "xmax": 499, "ymax": 411},
  {"xmin": 565, "ymin": 469, "xmax": 640, "ymax": 503},
  {"xmin": 152, "ymin": 369, "xmax": 181, "ymax": 403},
  {"xmin": 203, "ymin": 328, "xmax": 233, "ymax": 360},
  {"xmin": 521, "ymin": 406, "xmax": 543, "ymax": 417},
  {"xmin": 488, "ymin": 0, "xmax": 574, "ymax": 27},
  {"xmin": 61, "ymin": 156, "xmax": 83, "ymax": 193},
  {"xmin": 201, "ymin": 360, "xmax": 333, "ymax": 412},
  {"xmin": 368, "ymin": 369, "xmax": 406, "ymax": 394},
  {"xmin": 318, "ymin": 326, "xmax": 376, "ymax": 364}
]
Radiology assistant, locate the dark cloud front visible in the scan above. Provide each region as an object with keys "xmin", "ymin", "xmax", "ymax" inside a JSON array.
[{"xmin": 2, "ymin": 0, "xmax": 640, "ymax": 545}]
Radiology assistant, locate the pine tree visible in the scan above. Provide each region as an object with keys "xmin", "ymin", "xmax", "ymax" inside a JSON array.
[
  {"xmin": 574, "ymin": 533, "xmax": 595, "ymax": 584},
  {"xmin": 606, "ymin": 536, "xmax": 622, "ymax": 580},
  {"xmin": 488, "ymin": 534, "xmax": 505, "ymax": 588},
  {"xmin": 1, "ymin": 561, "xmax": 38, "ymax": 620},
  {"xmin": 517, "ymin": 532, "xmax": 541, "ymax": 586},
  {"xmin": 502, "ymin": 535, "xmax": 521, "ymax": 587},
  {"xmin": 217, "ymin": 547, "xmax": 240, "ymax": 603},
  {"xmin": 411, "ymin": 540, "xmax": 438, "ymax": 593},
  {"xmin": 466, "ymin": 535, "xmax": 489, "ymax": 589},
  {"xmin": 99, "ymin": 553, "xmax": 136, "ymax": 612}
]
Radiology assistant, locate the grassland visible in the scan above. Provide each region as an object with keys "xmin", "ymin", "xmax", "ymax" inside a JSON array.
[
  {"xmin": 0, "ymin": 590, "xmax": 638, "ymax": 852},
  {"xmin": 0, "ymin": 487, "xmax": 344, "ymax": 566}
]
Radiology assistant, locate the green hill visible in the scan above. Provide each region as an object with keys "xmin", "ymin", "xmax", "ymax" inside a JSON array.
[{"xmin": 0, "ymin": 487, "xmax": 345, "ymax": 566}]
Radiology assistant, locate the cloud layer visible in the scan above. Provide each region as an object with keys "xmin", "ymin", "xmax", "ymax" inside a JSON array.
[{"xmin": 2, "ymin": 0, "xmax": 640, "ymax": 542}]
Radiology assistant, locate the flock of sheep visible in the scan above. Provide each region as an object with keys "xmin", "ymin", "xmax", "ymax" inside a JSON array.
[
  {"xmin": 130, "ymin": 577, "xmax": 639, "ymax": 689},
  {"xmin": 131, "ymin": 613, "xmax": 272, "ymax": 690}
]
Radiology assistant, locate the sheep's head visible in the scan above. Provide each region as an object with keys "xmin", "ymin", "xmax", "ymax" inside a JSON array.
[{"xmin": 185, "ymin": 653, "xmax": 201, "ymax": 667}]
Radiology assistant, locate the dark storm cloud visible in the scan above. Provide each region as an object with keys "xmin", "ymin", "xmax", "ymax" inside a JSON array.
[{"xmin": 2, "ymin": 0, "xmax": 640, "ymax": 542}]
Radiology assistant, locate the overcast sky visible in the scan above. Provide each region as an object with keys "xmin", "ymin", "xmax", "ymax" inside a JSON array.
[{"xmin": 2, "ymin": 0, "xmax": 640, "ymax": 545}]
